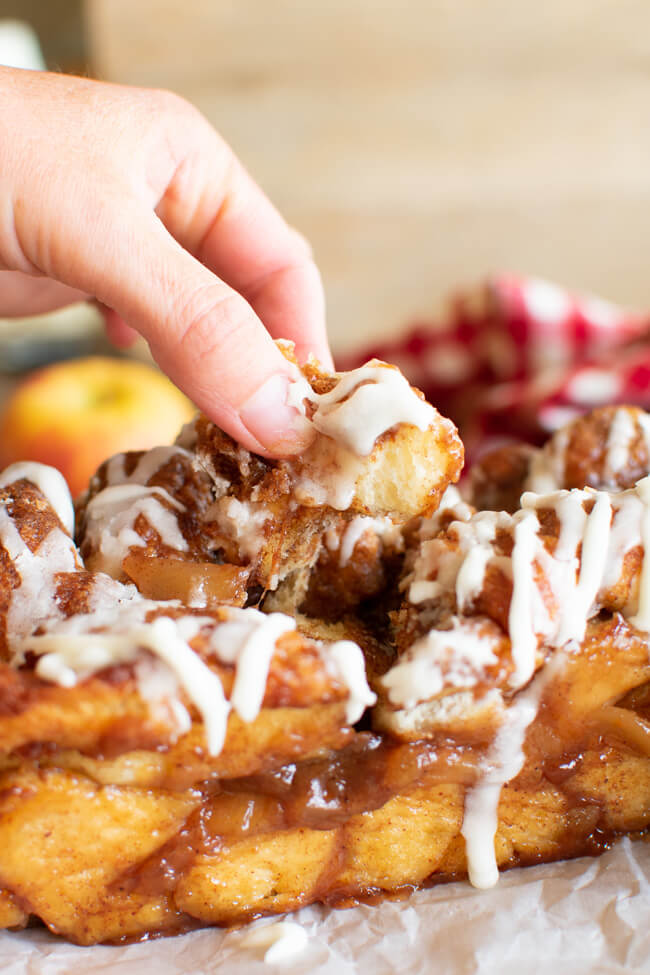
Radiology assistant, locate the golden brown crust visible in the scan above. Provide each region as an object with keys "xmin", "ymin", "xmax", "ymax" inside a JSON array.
[
  {"xmin": 554, "ymin": 406, "xmax": 650, "ymax": 490},
  {"xmin": 0, "ymin": 660, "xmax": 647, "ymax": 944},
  {"xmin": 470, "ymin": 444, "xmax": 537, "ymax": 513}
]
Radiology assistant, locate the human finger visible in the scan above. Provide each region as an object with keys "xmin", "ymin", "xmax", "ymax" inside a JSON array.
[
  {"xmin": 155, "ymin": 142, "xmax": 333, "ymax": 369},
  {"xmin": 57, "ymin": 201, "xmax": 313, "ymax": 457}
]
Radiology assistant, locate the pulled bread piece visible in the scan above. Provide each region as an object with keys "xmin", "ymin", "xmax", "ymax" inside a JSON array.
[
  {"xmin": 75, "ymin": 350, "xmax": 462, "ymax": 613},
  {"xmin": 192, "ymin": 349, "xmax": 462, "ymax": 595}
]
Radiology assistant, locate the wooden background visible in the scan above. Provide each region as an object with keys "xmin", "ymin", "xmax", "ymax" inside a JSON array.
[{"xmin": 85, "ymin": 1, "xmax": 650, "ymax": 354}]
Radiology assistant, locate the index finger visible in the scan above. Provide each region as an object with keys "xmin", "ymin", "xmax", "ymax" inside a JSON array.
[{"xmin": 155, "ymin": 133, "xmax": 333, "ymax": 369}]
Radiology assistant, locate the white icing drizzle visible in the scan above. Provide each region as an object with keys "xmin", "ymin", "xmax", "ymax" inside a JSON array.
[
  {"xmin": 326, "ymin": 640, "xmax": 377, "ymax": 722},
  {"xmin": 461, "ymin": 652, "xmax": 567, "ymax": 889},
  {"xmin": 562, "ymin": 493, "xmax": 611, "ymax": 636},
  {"xmin": 1, "ymin": 487, "xmax": 376, "ymax": 754},
  {"xmin": 340, "ymin": 516, "xmax": 374, "ymax": 567},
  {"xmin": 404, "ymin": 484, "xmax": 637, "ymax": 695},
  {"xmin": 209, "ymin": 610, "xmax": 296, "ymax": 722},
  {"xmin": 629, "ymin": 475, "xmax": 650, "ymax": 630},
  {"xmin": 103, "ymin": 446, "xmax": 194, "ymax": 488},
  {"xmin": 0, "ymin": 508, "xmax": 80, "ymax": 644},
  {"xmin": 405, "ymin": 510, "xmax": 511, "ymax": 608},
  {"xmin": 204, "ymin": 496, "xmax": 271, "ymax": 561},
  {"xmin": 105, "ymin": 452, "xmax": 127, "ymax": 485},
  {"xmin": 336, "ymin": 515, "xmax": 402, "ymax": 567},
  {"xmin": 291, "ymin": 436, "xmax": 366, "ymax": 511},
  {"xmin": 600, "ymin": 490, "xmax": 642, "ymax": 595},
  {"xmin": 0, "ymin": 462, "xmax": 74, "ymax": 536},
  {"xmin": 636, "ymin": 411, "xmax": 650, "ymax": 461},
  {"xmin": 524, "ymin": 427, "xmax": 569, "ymax": 494},
  {"xmin": 419, "ymin": 484, "xmax": 473, "ymax": 541},
  {"xmin": 289, "ymin": 362, "xmax": 435, "ymax": 457},
  {"xmin": 602, "ymin": 409, "xmax": 638, "ymax": 486},
  {"xmin": 506, "ymin": 510, "xmax": 539, "ymax": 687},
  {"xmin": 408, "ymin": 579, "xmax": 442, "ymax": 604},
  {"xmin": 285, "ymin": 361, "xmax": 453, "ymax": 511},
  {"xmin": 29, "ymin": 615, "xmax": 230, "ymax": 754},
  {"xmin": 455, "ymin": 516, "xmax": 497, "ymax": 613},
  {"xmin": 381, "ymin": 617, "xmax": 499, "ymax": 708},
  {"xmin": 84, "ymin": 483, "xmax": 188, "ymax": 576},
  {"xmin": 521, "ymin": 489, "xmax": 613, "ymax": 647},
  {"xmin": 134, "ymin": 655, "xmax": 193, "ymax": 737},
  {"xmin": 16, "ymin": 587, "xmax": 375, "ymax": 753}
]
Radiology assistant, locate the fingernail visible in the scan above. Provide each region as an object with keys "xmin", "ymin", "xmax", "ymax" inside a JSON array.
[{"xmin": 239, "ymin": 373, "xmax": 314, "ymax": 455}]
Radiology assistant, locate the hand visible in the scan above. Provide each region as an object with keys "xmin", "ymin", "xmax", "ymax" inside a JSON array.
[{"xmin": 0, "ymin": 68, "xmax": 332, "ymax": 455}]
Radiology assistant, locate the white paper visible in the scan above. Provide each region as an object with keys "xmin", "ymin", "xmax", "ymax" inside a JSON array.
[{"xmin": 1, "ymin": 837, "xmax": 648, "ymax": 975}]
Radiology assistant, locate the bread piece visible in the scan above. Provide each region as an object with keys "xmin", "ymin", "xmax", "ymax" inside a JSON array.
[{"xmin": 192, "ymin": 352, "xmax": 462, "ymax": 593}]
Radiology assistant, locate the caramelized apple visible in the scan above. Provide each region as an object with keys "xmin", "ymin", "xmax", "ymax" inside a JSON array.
[{"xmin": 122, "ymin": 551, "xmax": 250, "ymax": 608}]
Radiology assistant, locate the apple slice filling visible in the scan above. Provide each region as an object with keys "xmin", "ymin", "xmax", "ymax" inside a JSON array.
[{"xmin": 121, "ymin": 551, "xmax": 250, "ymax": 608}]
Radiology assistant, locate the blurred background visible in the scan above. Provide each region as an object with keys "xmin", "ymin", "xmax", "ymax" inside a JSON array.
[
  {"xmin": 3, "ymin": 0, "xmax": 650, "ymax": 356},
  {"xmin": 2, "ymin": 1, "xmax": 650, "ymax": 491}
]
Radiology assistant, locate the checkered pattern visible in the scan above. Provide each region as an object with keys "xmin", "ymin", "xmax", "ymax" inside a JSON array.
[{"xmin": 338, "ymin": 275, "xmax": 650, "ymax": 460}]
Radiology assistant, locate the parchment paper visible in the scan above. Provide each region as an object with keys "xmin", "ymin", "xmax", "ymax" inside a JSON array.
[{"xmin": 0, "ymin": 837, "xmax": 647, "ymax": 975}]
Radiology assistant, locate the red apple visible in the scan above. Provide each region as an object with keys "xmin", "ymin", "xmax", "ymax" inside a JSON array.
[{"xmin": 0, "ymin": 356, "xmax": 196, "ymax": 497}]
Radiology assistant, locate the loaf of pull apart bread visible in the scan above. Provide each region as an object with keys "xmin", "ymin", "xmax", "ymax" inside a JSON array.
[{"xmin": 0, "ymin": 354, "xmax": 647, "ymax": 945}]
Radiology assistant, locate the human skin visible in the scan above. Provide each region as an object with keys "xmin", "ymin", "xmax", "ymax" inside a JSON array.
[{"xmin": 0, "ymin": 67, "xmax": 332, "ymax": 456}]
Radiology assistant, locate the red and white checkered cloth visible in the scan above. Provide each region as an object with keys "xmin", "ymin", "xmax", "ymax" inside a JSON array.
[{"xmin": 338, "ymin": 274, "xmax": 650, "ymax": 461}]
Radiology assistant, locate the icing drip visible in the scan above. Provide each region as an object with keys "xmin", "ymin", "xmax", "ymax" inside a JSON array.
[
  {"xmin": 406, "ymin": 510, "xmax": 511, "ymax": 608},
  {"xmin": 209, "ymin": 610, "xmax": 296, "ymax": 722},
  {"xmin": 521, "ymin": 489, "xmax": 613, "ymax": 647},
  {"xmin": 381, "ymin": 617, "xmax": 499, "ymax": 708},
  {"xmin": 1, "ymin": 485, "xmax": 376, "ymax": 756},
  {"xmin": 29, "ymin": 615, "xmax": 230, "ymax": 754},
  {"xmin": 326, "ymin": 640, "xmax": 377, "ymax": 722},
  {"xmin": 406, "ymin": 484, "xmax": 641, "ymax": 694},
  {"xmin": 340, "ymin": 517, "xmax": 375, "ymax": 567},
  {"xmin": 636, "ymin": 412, "xmax": 650, "ymax": 461},
  {"xmin": 419, "ymin": 484, "xmax": 473, "ymax": 541},
  {"xmin": 524, "ymin": 428, "xmax": 569, "ymax": 493},
  {"xmin": 602, "ymin": 409, "xmax": 638, "ymax": 486},
  {"xmin": 16, "ymin": 590, "xmax": 375, "ymax": 754},
  {"xmin": 556, "ymin": 491, "xmax": 612, "ymax": 643},
  {"xmin": 461, "ymin": 653, "xmax": 566, "ymax": 889},
  {"xmin": 0, "ymin": 462, "xmax": 74, "ymax": 535},
  {"xmin": 506, "ymin": 510, "xmax": 540, "ymax": 687},
  {"xmin": 292, "ymin": 436, "xmax": 365, "ymax": 511},
  {"xmin": 455, "ymin": 516, "xmax": 497, "ymax": 612},
  {"xmin": 630, "ymin": 475, "xmax": 650, "ymax": 630}
]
